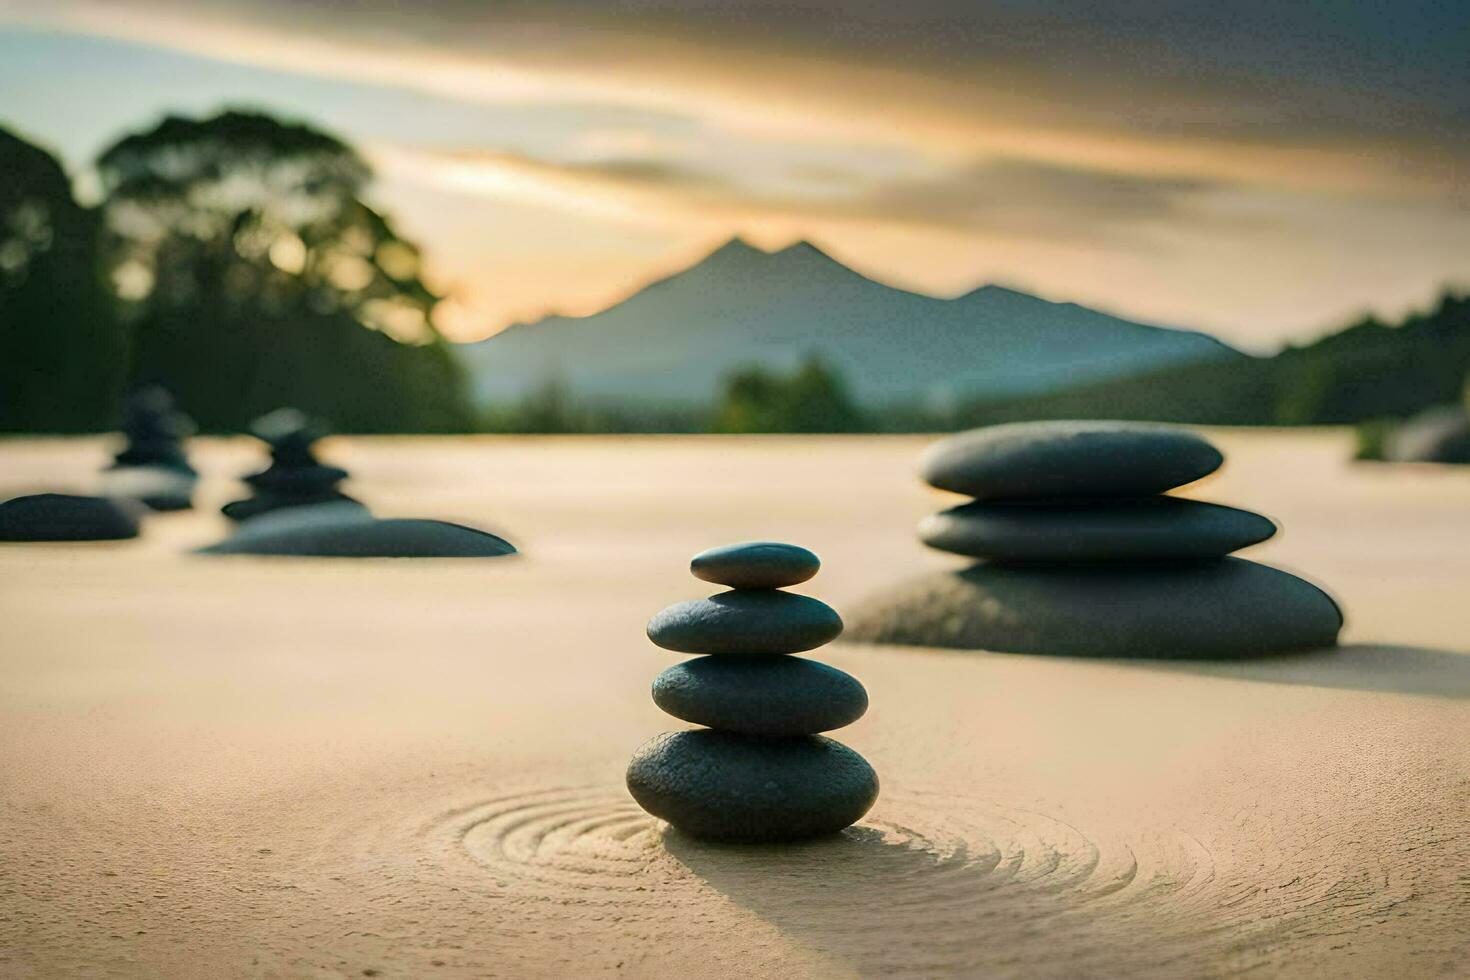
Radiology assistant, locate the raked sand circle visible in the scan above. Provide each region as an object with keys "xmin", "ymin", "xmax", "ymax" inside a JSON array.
[
  {"xmin": 447, "ymin": 786, "xmax": 1207, "ymax": 943},
  {"xmin": 435, "ymin": 781, "xmax": 1436, "ymax": 976}
]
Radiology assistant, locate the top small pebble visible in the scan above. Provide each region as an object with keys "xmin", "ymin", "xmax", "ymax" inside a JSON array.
[
  {"xmin": 690, "ymin": 541, "xmax": 820, "ymax": 589},
  {"xmin": 920, "ymin": 420, "xmax": 1224, "ymax": 500}
]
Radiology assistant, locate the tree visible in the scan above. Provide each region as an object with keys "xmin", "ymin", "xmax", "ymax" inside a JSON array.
[
  {"xmin": 0, "ymin": 126, "xmax": 125, "ymax": 432},
  {"xmin": 711, "ymin": 364, "xmax": 784, "ymax": 433},
  {"xmin": 784, "ymin": 356, "xmax": 864, "ymax": 432},
  {"xmin": 96, "ymin": 110, "xmax": 471, "ymax": 432},
  {"xmin": 712, "ymin": 355, "xmax": 865, "ymax": 433}
]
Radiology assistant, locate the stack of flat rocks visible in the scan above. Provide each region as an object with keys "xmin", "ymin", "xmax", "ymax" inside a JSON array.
[
  {"xmin": 102, "ymin": 386, "xmax": 198, "ymax": 511},
  {"xmin": 627, "ymin": 542, "xmax": 878, "ymax": 842},
  {"xmin": 200, "ymin": 411, "xmax": 514, "ymax": 557},
  {"xmin": 222, "ymin": 408, "xmax": 363, "ymax": 523},
  {"xmin": 847, "ymin": 421, "xmax": 1343, "ymax": 658}
]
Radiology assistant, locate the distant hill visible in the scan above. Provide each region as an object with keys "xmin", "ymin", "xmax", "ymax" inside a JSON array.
[
  {"xmin": 967, "ymin": 292, "xmax": 1470, "ymax": 428},
  {"xmin": 461, "ymin": 238, "xmax": 1241, "ymax": 409}
]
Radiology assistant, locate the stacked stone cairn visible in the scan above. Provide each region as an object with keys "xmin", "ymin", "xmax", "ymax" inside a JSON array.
[
  {"xmin": 104, "ymin": 386, "xmax": 198, "ymax": 511},
  {"xmin": 627, "ymin": 542, "xmax": 879, "ymax": 842},
  {"xmin": 201, "ymin": 408, "xmax": 514, "ymax": 557},
  {"xmin": 222, "ymin": 408, "xmax": 362, "ymax": 523},
  {"xmin": 846, "ymin": 421, "xmax": 1343, "ymax": 658}
]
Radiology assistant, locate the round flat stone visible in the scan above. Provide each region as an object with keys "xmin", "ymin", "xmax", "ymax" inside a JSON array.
[
  {"xmin": 199, "ymin": 512, "xmax": 515, "ymax": 558},
  {"xmin": 691, "ymin": 541, "xmax": 820, "ymax": 589},
  {"xmin": 647, "ymin": 591, "xmax": 843, "ymax": 654},
  {"xmin": 245, "ymin": 465, "xmax": 349, "ymax": 493},
  {"xmin": 653, "ymin": 656, "xmax": 867, "ymax": 735},
  {"xmin": 222, "ymin": 491, "xmax": 363, "ymax": 523},
  {"xmin": 919, "ymin": 497, "xmax": 1276, "ymax": 561},
  {"xmin": 920, "ymin": 421, "xmax": 1223, "ymax": 499},
  {"xmin": 0, "ymin": 493, "xmax": 141, "ymax": 541},
  {"xmin": 845, "ymin": 557, "xmax": 1341, "ymax": 658},
  {"xmin": 626, "ymin": 730, "xmax": 878, "ymax": 842}
]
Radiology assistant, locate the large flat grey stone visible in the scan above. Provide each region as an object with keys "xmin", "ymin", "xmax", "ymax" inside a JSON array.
[
  {"xmin": 199, "ymin": 512, "xmax": 515, "ymax": 558},
  {"xmin": 845, "ymin": 558, "xmax": 1341, "ymax": 658}
]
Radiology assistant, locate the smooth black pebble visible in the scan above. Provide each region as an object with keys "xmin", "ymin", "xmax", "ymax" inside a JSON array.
[
  {"xmin": 920, "ymin": 420, "xmax": 1223, "ymax": 499},
  {"xmin": 646, "ymin": 590, "xmax": 843, "ymax": 655},
  {"xmin": 919, "ymin": 496, "xmax": 1276, "ymax": 561},
  {"xmin": 653, "ymin": 656, "xmax": 867, "ymax": 735},
  {"xmin": 690, "ymin": 541, "xmax": 821, "ymax": 589},
  {"xmin": 626, "ymin": 730, "xmax": 878, "ymax": 842}
]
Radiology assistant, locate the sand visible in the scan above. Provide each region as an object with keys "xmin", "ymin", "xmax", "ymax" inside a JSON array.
[{"xmin": 1, "ymin": 430, "xmax": 1467, "ymax": 978}]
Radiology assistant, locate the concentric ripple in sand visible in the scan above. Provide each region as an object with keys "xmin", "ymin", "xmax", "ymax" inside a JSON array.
[{"xmin": 440, "ymin": 785, "xmax": 1251, "ymax": 974}]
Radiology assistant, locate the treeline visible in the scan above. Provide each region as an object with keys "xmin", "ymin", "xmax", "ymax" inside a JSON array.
[
  {"xmin": 1, "ymin": 112, "xmax": 471, "ymax": 434},
  {"xmin": 481, "ymin": 357, "xmax": 866, "ymax": 434},
  {"xmin": 956, "ymin": 292, "xmax": 1470, "ymax": 429}
]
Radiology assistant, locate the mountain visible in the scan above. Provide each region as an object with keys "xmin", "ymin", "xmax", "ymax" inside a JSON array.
[{"xmin": 461, "ymin": 238, "xmax": 1241, "ymax": 409}]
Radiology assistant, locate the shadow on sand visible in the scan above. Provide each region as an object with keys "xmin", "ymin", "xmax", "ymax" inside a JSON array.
[
  {"xmin": 662, "ymin": 823, "xmax": 1002, "ymax": 974},
  {"xmin": 1111, "ymin": 643, "xmax": 1470, "ymax": 699}
]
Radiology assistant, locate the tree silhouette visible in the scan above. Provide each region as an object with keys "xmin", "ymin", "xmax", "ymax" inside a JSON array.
[
  {"xmin": 96, "ymin": 110, "xmax": 471, "ymax": 432},
  {"xmin": 713, "ymin": 355, "xmax": 864, "ymax": 433},
  {"xmin": 0, "ymin": 126, "xmax": 125, "ymax": 431}
]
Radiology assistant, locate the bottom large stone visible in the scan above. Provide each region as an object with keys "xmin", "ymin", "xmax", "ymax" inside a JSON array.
[
  {"xmin": 0, "ymin": 493, "xmax": 141, "ymax": 541},
  {"xmin": 627, "ymin": 730, "xmax": 878, "ymax": 842},
  {"xmin": 199, "ymin": 506, "xmax": 515, "ymax": 558},
  {"xmin": 844, "ymin": 557, "xmax": 1341, "ymax": 659}
]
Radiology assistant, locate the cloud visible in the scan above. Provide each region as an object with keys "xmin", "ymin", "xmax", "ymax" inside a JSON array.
[
  {"xmin": 387, "ymin": 140, "xmax": 1225, "ymax": 248},
  {"xmin": 20, "ymin": 0, "xmax": 1468, "ymax": 202},
  {"xmin": 40, "ymin": 1, "xmax": 1470, "ymax": 148},
  {"xmin": 860, "ymin": 158, "xmax": 1217, "ymax": 240}
]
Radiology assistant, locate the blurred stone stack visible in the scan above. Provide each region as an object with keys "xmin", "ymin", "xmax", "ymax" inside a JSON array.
[
  {"xmin": 223, "ymin": 408, "xmax": 362, "ymax": 523},
  {"xmin": 627, "ymin": 542, "xmax": 878, "ymax": 842},
  {"xmin": 103, "ymin": 386, "xmax": 198, "ymax": 511},
  {"xmin": 847, "ymin": 420, "xmax": 1343, "ymax": 658}
]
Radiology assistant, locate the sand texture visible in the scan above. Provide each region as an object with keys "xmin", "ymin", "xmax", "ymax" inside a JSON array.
[{"xmin": 1, "ymin": 431, "xmax": 1467, "ymax": 978}]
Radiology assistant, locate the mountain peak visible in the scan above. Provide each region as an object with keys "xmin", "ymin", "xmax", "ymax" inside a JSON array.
[
  {"xmin": 703, "ymin": 236, "xmax": 769, "ymax": 262},
  {"xmin": 958, "ymin": 283, "xmax": 1033, "ymax": 302},
  {"xmin": 773, "ymin": 240, "xmax": 825, "ymax": 258},
  {"xmin": 703, "ymin": 237, "xmax": 839, "ymax": 264}
]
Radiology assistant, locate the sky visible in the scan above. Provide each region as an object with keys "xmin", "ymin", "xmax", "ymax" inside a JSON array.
[{"xmin": 1, "ymin": 1, "xmax": 1466, "ymax": 349}]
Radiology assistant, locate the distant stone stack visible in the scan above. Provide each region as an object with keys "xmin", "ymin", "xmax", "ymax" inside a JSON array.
[
  {"xmin": 223, "ymin": 408, "xmax": 362, "ymax": 523},
  {"xmin": 847, "ymin": 421, "xmax": 1342, "ymax": 658},
  {"xmin": 104, "ymin": 386, "xmax": 197, "ymax": 511},
  {"xmin": 627, "ymin": 542, "xmax": 879, "ymax": 842}
]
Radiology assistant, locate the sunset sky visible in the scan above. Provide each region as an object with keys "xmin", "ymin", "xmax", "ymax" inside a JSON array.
[{"xmin": 1, "ymin": 1, "xmax": 1466, "ymax": 349}]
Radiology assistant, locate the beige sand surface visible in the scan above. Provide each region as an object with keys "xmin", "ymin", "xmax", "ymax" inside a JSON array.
[{"xmin": 1, "ymin": 431, "xmax": 1467, "ymax": 978}]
